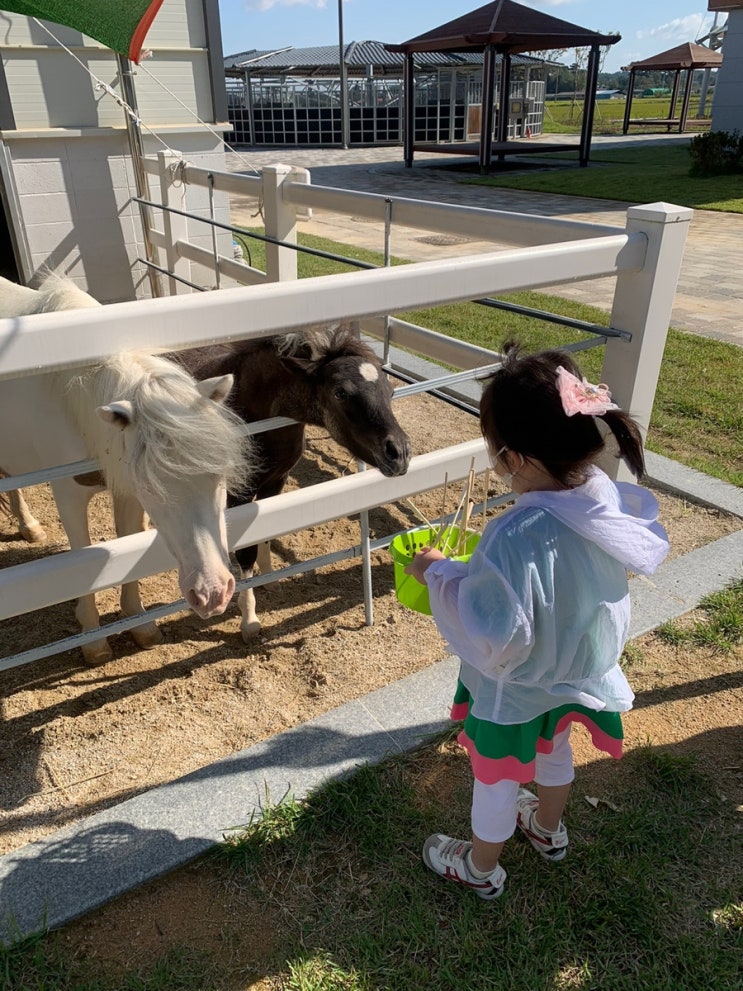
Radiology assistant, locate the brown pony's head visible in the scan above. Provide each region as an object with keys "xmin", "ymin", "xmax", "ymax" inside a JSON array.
[{"xmin": 277, "ymin": 325, "xmax": 411, "ymax": 477}]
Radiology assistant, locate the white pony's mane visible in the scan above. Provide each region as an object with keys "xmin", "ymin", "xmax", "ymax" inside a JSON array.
[
  {"xmin": 22, "ymin": 275, "xmax": 250, "ymax": 498},
  {"xmin": 34, "ymin": 273, "xmax": 101, "ymax": 314},
  {"xmin": 70, "ymin": 353, "xmax": 251, "ymax": 498}
]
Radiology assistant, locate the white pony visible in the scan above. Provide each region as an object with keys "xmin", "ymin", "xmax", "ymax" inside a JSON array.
[{"xmin": 0, "ymin": 275, "xmax": 252, "ymax": 664}]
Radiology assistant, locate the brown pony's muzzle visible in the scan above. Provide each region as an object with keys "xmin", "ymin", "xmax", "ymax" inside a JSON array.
[{"xmin": 378, "ymin": 432, "xmax": 412, "ymax": 477}]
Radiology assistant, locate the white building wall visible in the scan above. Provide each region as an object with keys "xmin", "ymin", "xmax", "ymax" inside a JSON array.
[
  {"xmin": 0, "ymin": 0, "xmax": 232, "ymax": 301},
  {"xmin": 711, "ymin": 9, "xmax": 743, "ymax": 132},
  {"xmin": 3, "ymin": 130, "xmax": 230, "ymax": 302}
]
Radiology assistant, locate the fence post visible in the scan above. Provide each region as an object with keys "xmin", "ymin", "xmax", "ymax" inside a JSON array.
[
  {"xmin": 157, "ymin": 150, "xmax": 192, "ymax": 295},
  {"xmin": 600, "ymin": 202, "xmax": 692, "ymax": 481},
  {"xmin": 262, "ymin": 164, "xmax": 306, "ymax": 283}
]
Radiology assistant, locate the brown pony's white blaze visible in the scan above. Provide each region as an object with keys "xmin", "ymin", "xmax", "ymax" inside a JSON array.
[
  {"xmin": 0, "ymin": 275, "xmax": 253, "ymax": 665},
  {"xmin": 173, "ymin": 324, "xmax": 412, "ymax": 641}
]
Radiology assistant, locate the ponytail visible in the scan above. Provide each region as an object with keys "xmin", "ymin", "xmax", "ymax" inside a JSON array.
[
  {"xmin": 602, "ymin": 409, "xmax": 645, "ymax": 479},
  {"xmin": 480, "ymin": 341, "xmax": 648, "ymax": 486}
]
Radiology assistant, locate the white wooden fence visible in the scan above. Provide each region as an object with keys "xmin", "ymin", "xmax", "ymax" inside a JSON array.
[{"xmin": 0, "ymin": 151, "xmax": 692, "ymax": 669}]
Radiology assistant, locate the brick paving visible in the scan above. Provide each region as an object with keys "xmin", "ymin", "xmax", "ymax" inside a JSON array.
[{"xmin": 225, "ymin": 135, "xmax": 743, "ymax": 348}]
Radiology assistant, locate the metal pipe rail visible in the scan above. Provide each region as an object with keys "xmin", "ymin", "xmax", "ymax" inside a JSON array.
[
  {"xmin": 172, "ymin": 161, "xmax": 624, "ymax": 248},
  {"xmin": 0, "ymin": 235, "xmax": 646, "ymax": 381},
  {"xmin": 140, "ymin": 192, "xmax": 634, "ymax": 344},
  {"xmin": 0, "ymin": 439, "xmax": 491, "ymax": 622},
  {"xmin": 0, "ymin": 488, "xmax": 516, "ymax": 673},
  {"xmin": 0, "ymin": 415, "xmax": 305, "ymax": 494},
  {"xmin": 133, "ymin": 195, "xmax": 379, "ymax": 271},
  {"xmin": 142, "ymin": 192, "xmax": 633, "ymax": 347},
  {"xmin": 475, "ymin": 297, "xmax": 632, "ymax": 342}
]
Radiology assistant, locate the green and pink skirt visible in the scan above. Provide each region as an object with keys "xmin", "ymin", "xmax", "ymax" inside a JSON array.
[{"xmin": 451, "ymin": 679, "xmax": 625, "ymax": 786}]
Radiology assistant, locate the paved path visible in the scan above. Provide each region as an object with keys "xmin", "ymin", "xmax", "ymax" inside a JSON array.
[{"xmin": 225, "ymin": 135, "xmax": 743, "ymax": 348}]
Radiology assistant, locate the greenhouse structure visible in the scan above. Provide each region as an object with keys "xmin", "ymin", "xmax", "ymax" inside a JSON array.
[{"xmin": 224, "ymin": 41, "xmax": 546, "ymax": 147}]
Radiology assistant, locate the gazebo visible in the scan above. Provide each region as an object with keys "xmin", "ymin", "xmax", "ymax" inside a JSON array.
[
  {"xmin": 386, "ymin": 0, "xmax": 620, "ymax": 170},
  {"xmin": 622, "ymin": 43, "xmax": 723, "ymax": 134}
]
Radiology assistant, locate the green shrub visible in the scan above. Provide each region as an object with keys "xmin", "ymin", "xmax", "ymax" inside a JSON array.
[{"xmin": 689, "ymin": 129, "xmax": 743, "ymax": 176}]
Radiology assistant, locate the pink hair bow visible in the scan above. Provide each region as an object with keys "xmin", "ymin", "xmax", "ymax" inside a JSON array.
[{"xmin": 556, "ymin": 366, "xmax": 619, "ymax": 417}]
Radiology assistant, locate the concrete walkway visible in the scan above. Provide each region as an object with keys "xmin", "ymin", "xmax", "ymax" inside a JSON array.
[{"xmin": 225, "ymin": 135, "xmax": 743, "ymax": 348}]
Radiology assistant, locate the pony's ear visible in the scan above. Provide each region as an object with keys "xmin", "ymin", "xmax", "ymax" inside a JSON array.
[
  {"xmin": 197, "ymin": 374, "xmax": 234, "ymax": 404},
  {"xmin": 97, "ymin": 401, "xmax": 134, "ymax": 428},
  {"xmin": 280, "ymin": 353, "xmax": 321, "ymax": 376}
]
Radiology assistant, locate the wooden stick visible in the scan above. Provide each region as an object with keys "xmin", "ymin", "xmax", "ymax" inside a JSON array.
[
  {"xmin": 439, "ymin": 470, "xmax": 471, "ymax": 555},
  {"xmin": 432, "ymin": 473, "xmax": 449, "ymax": 548},
  {"xmin": 481, "ymin": 468, "xmax": 491, "ymax": 531},
  {"xmin": 460, "ymin": 499, "xmax": 474, "ymax": 554},
  {"xmin": 457, "ymin": 466, "xmax": 475, "ymax": 555},
  {"xmin": 404, "ymin": 498, "xmax": 433, "ymax": 529}
]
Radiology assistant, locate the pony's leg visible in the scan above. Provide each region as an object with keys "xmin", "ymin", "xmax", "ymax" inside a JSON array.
[
  {"xmin": 235, "ymin": 544, "xmax": 261, "ymax": 641},
  {"xmin": 50, "ymin": 477, "xmax": 113, "ymax": 666},
  {"xmin": 256, "ymin": 542, "xmax": 272, "ymax": 575},
  {"xmin": 231, "ymin": 471, "xmax": 292, "ymax": 641},
  {"xmin": 8, "ymin": 487, "xmax": 47, "ymax": 543},
  {"xmin": 112, "ymin": 493, "xmax": 163, "ymax": 649}
]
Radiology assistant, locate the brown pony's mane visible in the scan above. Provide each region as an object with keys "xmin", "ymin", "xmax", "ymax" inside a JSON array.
[{"xmin": 274, "ymin": 324, "xmax": 380, "ymax": 367}]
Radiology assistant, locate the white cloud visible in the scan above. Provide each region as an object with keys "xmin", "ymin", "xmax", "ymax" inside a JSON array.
[
  {"xmin": 519, "ymin": 1, "xmax": 580, "ymax": 7},
  {"xmin": 247, "ymin": 0, "xmax": 328, "ymax": 12},
  {"xmin": 636, "ymin": 14, "xmax": 706, "ymax": 43}
]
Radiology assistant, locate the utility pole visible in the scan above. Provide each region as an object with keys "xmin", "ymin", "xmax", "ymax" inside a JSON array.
[
  {"xmin": 697, "ymin": 12, "xmax": 720, "ymax": 117},
  {"xmin": 337, "ymin": 0, "xmax": 349, "ymax": 148},
  {"xmin": 116, "ymin": 54, "xmax": 162, "ymax": 297}
]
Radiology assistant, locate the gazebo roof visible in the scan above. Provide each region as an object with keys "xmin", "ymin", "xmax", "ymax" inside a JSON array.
[
  {"xmin": 622, "ymin": 42, "xmax": 723, "ymax": 71},
  {"xmin": 386, "ymin": 0, "xmax": 620, "ymax": 55}
]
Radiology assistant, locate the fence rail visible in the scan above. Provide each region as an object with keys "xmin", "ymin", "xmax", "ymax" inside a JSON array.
[{"xmin": 0, "ymin": 152, "xmax": 693, "ymax": 669}]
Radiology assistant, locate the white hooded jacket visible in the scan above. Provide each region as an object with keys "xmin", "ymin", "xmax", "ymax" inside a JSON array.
[{"xmin": 424, "ymin": 467, "xmax": 670, "ymax": 725}]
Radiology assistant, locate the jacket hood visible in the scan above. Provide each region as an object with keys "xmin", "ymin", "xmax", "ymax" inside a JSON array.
[{"xmin": 516, "ymin": 467, "xmax": 669, "ymax": 576}]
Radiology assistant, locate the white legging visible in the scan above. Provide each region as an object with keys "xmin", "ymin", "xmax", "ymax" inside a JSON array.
[{"xmin": 470, "ymin": 726, "xmax": 575, "ymax": 844}]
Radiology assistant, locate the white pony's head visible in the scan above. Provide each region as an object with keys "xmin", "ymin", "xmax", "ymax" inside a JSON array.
[{"xmin": 92, "ymin": 352, "xmax": 252, "ymax": 617}]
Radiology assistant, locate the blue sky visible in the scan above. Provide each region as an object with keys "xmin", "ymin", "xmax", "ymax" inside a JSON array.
[{"xmin": 217, "ymin": 1, "xmax": 725, "ymax": 74}]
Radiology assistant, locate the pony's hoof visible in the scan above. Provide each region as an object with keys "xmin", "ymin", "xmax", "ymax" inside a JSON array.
[
  {"xmin": 240, "ymin": 619, "xmax": 262, "ymax": 642},
  {"xmin": 81, "ymin": 641, "xmax": 113, "ymax": 666},
  {"xmin": 20, "ymin": 523, "xmax": 46, "ymax": 544},
  {"xmin": 131, "ymin": 622, "xmax": 164, "ymax": 650}
]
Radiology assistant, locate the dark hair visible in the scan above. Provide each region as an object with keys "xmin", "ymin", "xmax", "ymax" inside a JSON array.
[{"xmin": 479, "ymin": 341, "xmax": 645, "ymax": 484}]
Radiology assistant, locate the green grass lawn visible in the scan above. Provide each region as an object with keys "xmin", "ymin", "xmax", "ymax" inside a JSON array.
[
  {"xmin": 234, "ymin": 230, "xmax": 743, "ymax": 488},
  {"xmin": 465, "ymin": 145, "xmax": 743, "ymax": 213}
]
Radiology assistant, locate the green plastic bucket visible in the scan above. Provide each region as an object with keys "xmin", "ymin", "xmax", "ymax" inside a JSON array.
[{"xmin": 389, "ymin": 525, "xmax": 481, "ymax": 615}]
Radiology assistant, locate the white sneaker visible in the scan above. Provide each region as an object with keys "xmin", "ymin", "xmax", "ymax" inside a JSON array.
[
  {"xmin": 422, "ymin": 834, "xmax": 507, "ymax": 900},
  {"xmin": 515, "ymin": 788, "xmax": 569, "ymax": 862}
]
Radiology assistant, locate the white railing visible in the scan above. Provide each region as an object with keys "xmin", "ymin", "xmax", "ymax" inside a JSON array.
[{"xmin": 0, "ymin": 153, "xmax": 692, "ymax": 669}]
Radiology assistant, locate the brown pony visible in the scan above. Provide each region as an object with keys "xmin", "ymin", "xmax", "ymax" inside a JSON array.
[{"xmin": 174, "ymin": 324, "xmax": 411, "ymax": 640}]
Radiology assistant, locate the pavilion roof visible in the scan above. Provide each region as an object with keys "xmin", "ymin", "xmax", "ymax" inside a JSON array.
[
  {"xmin": 622, "ymin": 42, "xmax": 723, "ymax": 71},
  {"xmin": 386, "ymin": 0, "xmax": 619, "ymax": 55}
]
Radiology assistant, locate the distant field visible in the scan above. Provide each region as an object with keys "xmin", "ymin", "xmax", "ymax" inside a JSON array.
[{"xmin": 542, "ymin": 96, "xmax": 710, "ymax": 134}]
